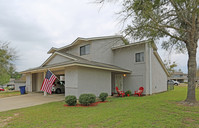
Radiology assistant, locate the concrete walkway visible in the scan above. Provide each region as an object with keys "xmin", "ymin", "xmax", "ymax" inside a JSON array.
[{"xmin": 0, "ymin": 93, "xmax": 64, "ymax": 112}]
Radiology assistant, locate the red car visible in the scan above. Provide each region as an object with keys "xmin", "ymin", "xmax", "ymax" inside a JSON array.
[{"xmin": 0, "ymin": 88, "xmax": 5, "ymax": 91}]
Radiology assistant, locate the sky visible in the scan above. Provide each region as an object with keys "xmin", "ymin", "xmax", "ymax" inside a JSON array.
[{"xmin": 0, "ymin": 0, "xmax": 194, "ymax": 73}]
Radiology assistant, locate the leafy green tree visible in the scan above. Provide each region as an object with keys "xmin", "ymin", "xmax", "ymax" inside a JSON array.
[
  {"xmin": 0, "ymin": 42, "xmax": 16, "ymax": 85},
  {"xmin": 11, "ymin": 72, "xmax": 22, "ymax": 80},
  {"xmin": 0, "ymin": 68, "xmax": 10, "ymax": 85},
  {"xmin": 7, "ymin": 64, "xmax": 22, "ymax": 80},
  {"xmin": 98, "ymin": 0, "xmax": 199, "ymax": 104},
  {"xmin": 164, "ymin": 60, "xmax": 177, "ymax": 74}
]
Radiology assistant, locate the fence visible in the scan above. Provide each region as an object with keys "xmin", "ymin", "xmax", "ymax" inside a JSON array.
[{"xmin": 167, "ymin": 83, "xmax": 174, "ymax": 91}]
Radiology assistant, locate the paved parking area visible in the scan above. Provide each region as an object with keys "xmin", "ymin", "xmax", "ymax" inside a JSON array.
[{"xmin": 0, "ymin": 93, "xmax": 64, "ymax": 112}]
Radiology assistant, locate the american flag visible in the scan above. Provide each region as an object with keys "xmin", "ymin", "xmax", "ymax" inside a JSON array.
[{"xmin": 40, "ymin": 70, "xmax": 56, "ymax": 94}]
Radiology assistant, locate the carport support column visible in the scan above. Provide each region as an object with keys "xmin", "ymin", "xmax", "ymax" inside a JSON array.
[
  {"xmin": 44, "ymin": 91, "xmax": 47, "ymax": 96},
  {"xmin": 43, "ymin": 71, "xmax": 47, "ymax": 96}
]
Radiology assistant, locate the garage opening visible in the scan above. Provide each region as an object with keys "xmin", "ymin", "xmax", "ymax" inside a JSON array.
[
  {"xmin": 31, "ymin": 71, "xmax": 65, "ymax": 94},
  {"xmin": 52, "ymin": 75, "xmax": 65, "ymax": 94}
]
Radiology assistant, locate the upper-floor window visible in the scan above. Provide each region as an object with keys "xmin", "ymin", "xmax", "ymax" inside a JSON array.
[
  {"xmin": 135, "ymin": 52, "xmax": 144, "ymax": 62},
  {"xmin": 80, "ymin": 44, "xmax": 90, "ymax": 56}
]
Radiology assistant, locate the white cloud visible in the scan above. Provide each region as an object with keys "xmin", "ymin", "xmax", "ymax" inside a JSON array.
[
  {"xmin": 0, "ymin": 0, "xmax": 193, "ymax": 73},
  {"xmin": 0, "ymin": 0, "xmax": 122, "ymax": 71}
]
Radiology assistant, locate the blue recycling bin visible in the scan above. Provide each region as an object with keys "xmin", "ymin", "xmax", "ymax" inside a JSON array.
[{"xmin": 19, "ymin": 86, "xmax": 26, "ymax": 95}]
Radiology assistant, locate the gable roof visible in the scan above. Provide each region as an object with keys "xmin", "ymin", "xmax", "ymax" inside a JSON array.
[
  {"xmin": 21, "ymin": 52, "xmax": 131, "ymax": 74},
  {"xmin": 41, "ymin": 52, "xmax": 77, "ymax": 67},
  {"xmin": 112, "ymin": 40, "xmax": 157, "ymax": 50},
  {"xmin": 153, "ymin": 51, "xmax": 170, "ymax": 77},
  {"xmin": 47, "ymin": 35, "xmax": 124, "ymax": 54}
]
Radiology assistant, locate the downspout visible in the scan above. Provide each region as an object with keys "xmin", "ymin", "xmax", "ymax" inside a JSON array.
[{"xmin": 149, "ymin": 45, "xmax": 152, "ymax": 95}]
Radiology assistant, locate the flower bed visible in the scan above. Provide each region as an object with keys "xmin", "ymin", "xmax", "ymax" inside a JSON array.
[{"xmin": 64, "ymin": 101, "xmax": 108, "ymax": 107}]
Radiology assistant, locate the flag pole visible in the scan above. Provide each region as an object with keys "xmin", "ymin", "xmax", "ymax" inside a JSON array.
[
  {"xmin": 48, "ymin": 69, "xmax": 60, "ymax": 81},
  {"xmin": 43, "ymin": 71, "xmax": 47, "ymax": 96},
  {"xmin": 41, "ymin": 69, "xmax": 58, "ymax": 96}
]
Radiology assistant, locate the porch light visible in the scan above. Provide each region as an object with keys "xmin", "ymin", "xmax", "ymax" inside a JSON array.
[{"xmin": 123, "ymin": 74, "xmax": 126, "ymax": 77}]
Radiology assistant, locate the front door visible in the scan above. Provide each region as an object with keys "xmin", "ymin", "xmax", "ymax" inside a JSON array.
[{"xmin": 115, "ymin": 74, "xmax": 123, "ymax": 92}]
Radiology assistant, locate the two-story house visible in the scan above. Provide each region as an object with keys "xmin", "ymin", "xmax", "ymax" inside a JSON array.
[
  {"xmin": 169, "ymin": 71, "xmax": 188, "ymax": 83},
  {"xmin": 21, "ymin": 35, "xmax": 169, "ymax": 97}
]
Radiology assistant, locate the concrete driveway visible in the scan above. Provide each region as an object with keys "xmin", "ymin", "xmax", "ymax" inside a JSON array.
[{"xmin": 0, "ymin": 93, "xmax": 64, "ymax": 112}]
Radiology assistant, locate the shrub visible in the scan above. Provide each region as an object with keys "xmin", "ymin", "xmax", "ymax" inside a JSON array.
[
  {"xmin": 99, "ymin": 92, "xmax": 108, "ymax": 102},
  {"xmin": 65, "ymin": 95, "xmax": 77, "ymax": 106},
  {"xmin": 79, "ymin": 93, "xmax": 96, "ymax": 106},
  {"xmin": 125, "ymin": 90, "xmax": 132, "ymax": 96}
]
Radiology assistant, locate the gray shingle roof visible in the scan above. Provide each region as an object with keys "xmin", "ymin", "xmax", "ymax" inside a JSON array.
[{"xmin": 21, "ymin": 52, "xmax": 131, "ymax": 74}]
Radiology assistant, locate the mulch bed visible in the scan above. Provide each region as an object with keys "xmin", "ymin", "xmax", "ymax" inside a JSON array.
[{"xmin": 64, "ymin": 101, "xmax": 108, "ymax": 107}]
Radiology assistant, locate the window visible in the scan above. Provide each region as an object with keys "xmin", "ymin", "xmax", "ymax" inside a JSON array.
[
  {"xmin": 80, "ymin": 44, "xmax": 90, "ymax": 56},
  {"xmin": 135, "ymin": 52, "xmax": 144, "ymax": 62}
]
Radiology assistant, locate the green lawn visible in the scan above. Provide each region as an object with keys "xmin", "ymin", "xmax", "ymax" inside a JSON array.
[
  {"xmin": 0, "ymin": 91, "xmax": 20, "ymax": 98},
  {"xmin": 0, "ymin": 87, "xmax": 199, "ymax": 128}
]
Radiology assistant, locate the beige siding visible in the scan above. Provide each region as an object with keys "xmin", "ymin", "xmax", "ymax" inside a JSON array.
[
  {"xmin": 90, "ymin": 38, "xmax": 123, "ymax": 64},
  {"xmin": 78, "ymin": 67, "xmax": 111, "ymax": 97},
  {"xmin": 113, "ymin": 44, "xmax": 147, "ymax": 94},
  {"xmin": 65, "ymin": 67, "xmax": 79, "ymax": 97},
  {"xmin": 15, "ymin": 82, "xmax": 26, "ymax": 91},
  {"xmin": 151, "ymin": 53, "xmax": 167, "ymax": 93},
  {"xmin": 64, "ymin": 38, "xmax": 124, "ymax": 64},
  {"xmin": 45, "ymin": 54, "xmax": 72, "ymax": 66},
  {"xmin": 64, "ymin": 41, "xmax": 92, "ymax": 58},
  {"xmin": 64, "ymin": 66, "xmax": 111, "ymax": 98},
  {"xmin": 26, "ymin": 73, "xmax": 32, "ymax": 92},
  {"xmin": 32, "ymin": 73, "xmax": 44, "ymax": 92}
]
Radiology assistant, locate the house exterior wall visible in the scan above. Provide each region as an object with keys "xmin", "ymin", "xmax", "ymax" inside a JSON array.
[
  {"xmin": 64, "ymin": 66, "xmax": 111, "ymax": 98},
  {"xmin": 113, "ymin": 44, "xmax": 147, "ymax": 94},
  {"xmin": 14, "ymin": 82, "xmax": 26, "ymax": 91},
  {"xmin": 45, "ymin": 55, "xmax": 72, "ymax": 66},
  {"xmin": 32, "ymin": 73, "xmax": 44, "ymax": 92},
  {"xmin": 63, "ymin": 41, "xmax": 92, "ymax": 58},
  {"xmin": 78, "ymin": 67, "xmax": 111, "ymax": 97},
  {"xmin": 63, "ymin": 38, "xmax": 124, "ymax": 65},
  {"xmin": 151, "ymin": 52, "xmax": 167, "ymax": 93},
  {"xmin": 26, "ymin": 73, "xmax": 32, "ymax": 92},
  {"xmin": 89, "ymin": 38, "xmax": 123, "ymax": 64},
  {"xmin": 65, "ymin": 67, "xmax": 79, "ymax": 97}
]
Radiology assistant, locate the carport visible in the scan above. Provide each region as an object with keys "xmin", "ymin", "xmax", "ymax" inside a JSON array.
[{"xmin": 24, "ymin": 69, "xmax": 65, "ymax": 94}]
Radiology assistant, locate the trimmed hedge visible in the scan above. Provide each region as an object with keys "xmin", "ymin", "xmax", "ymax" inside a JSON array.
[
  {"xmin": 125, "ymin": 90, "xmax": 132, "ymax": 96},
  {"xmin": 99, "ymin": 92, "xmax": 108, "ymax": 102},
  {"xmin": 79, "ymin": 94, "xmax": 96, "ymax": 106},
  {"xmin": 65, "ymin": 95, "xmax": 77, "ymax": 106}
]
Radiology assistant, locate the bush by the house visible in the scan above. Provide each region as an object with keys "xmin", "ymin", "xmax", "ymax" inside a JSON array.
[
  {"xmin": 65, "ymin": 95, "xmax": 77, "ymax": 106},
  {"xmin": 125, "ymin": 90, "xmax": 132, "ymax": 96},
  {"xmin": 99, "ymin": 92, "xmax": 108, "ymax": 102},
  {"xmin": 79, "ymin": 93, "xmax": 96, "ymax": 106}
]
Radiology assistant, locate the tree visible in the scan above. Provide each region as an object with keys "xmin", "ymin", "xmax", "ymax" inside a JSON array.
[
  {"xmin": 164, "ymin": 60, "xmax": 177, "ymax": 74},
  {"xmin": 0, "ymin": 42, "xmax": 16, "ymax": 85},
  {"xmin": 98, "ymin": 0, "xmax": 199, "ymax": 104}
]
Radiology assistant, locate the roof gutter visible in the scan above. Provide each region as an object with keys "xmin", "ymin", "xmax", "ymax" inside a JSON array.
[
  {"xmin": 48, "ymin": 35, "xmax": 123, "ymax": 54},
  {"xmin": 20, "ymin": 63, "xmax": 131, "ymax": 74},
  {"xmin": 153, "ymin": 51, "xmax": 170, "ymax": 77}
]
